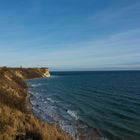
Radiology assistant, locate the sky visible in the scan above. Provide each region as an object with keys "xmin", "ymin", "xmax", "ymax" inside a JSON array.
[{"xmin": 0, "ymin": 0, "xmax": 140, "ymax": 71}]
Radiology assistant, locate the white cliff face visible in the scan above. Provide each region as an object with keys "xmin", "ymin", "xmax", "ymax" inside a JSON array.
[
  {"xmin": 42, "ymin": 69, "xmax": 50, "ymax": 77},
  {"xmin": 2, "ymin": 68, "xmax": 51, "ymax": 79}
]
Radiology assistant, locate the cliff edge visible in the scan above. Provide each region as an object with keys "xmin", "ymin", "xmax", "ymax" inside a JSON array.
[{"xmin": 0, "ymin": 67, "xmax": 71, "ymax": 140}]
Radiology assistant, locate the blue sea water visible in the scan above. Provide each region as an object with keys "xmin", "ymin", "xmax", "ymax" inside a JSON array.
[{"xmin": 27, "ymin": 71, "xmax": 140, "ymax": 140}]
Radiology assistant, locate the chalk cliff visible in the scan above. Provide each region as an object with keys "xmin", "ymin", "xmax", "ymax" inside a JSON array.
[
  {"xmin": 8, "ymin": 67, "xmax": 50, "ymax": 79},
  {"xmin": 0, "ymin": 67, "xmax": 71, "ymax": 140}
]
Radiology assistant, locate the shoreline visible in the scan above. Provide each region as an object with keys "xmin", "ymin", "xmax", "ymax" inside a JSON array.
[
  {"xmin": 27, "ymin": 78, "xmax": 105, "ymax": 140},
  {"xmin": 25, "ymin": 75, "xmax": 74, "ymax": 140},
  {"xmin": 0, "ymin": 67, "xmax": 72, "ymax": 140},
  {"xmin": 26, "ymin": 84, "xmax": 74, "ymax": 140}
]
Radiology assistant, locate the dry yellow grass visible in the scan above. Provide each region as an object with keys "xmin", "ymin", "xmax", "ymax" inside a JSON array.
[{"xmin": 0, "ymin": 67, "xmax": 72, "ymax": 140}]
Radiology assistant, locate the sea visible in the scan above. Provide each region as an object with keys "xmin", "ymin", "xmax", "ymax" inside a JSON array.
[{"xmin": 27, "ymin": 71, "xmax": 140, "ymax": 140}]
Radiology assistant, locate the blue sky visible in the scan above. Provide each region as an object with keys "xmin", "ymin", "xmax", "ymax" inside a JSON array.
[{"xmin": 0, "ymin": 0, "xmax": 140, "ymax": 70}]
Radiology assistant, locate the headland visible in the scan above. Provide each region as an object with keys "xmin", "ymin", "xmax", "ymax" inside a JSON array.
[{"xmin": 0, "ymin": 67, "xmax": 72, "ymax": 140}]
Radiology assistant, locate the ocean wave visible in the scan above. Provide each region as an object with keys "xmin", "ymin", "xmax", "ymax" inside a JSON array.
[
  {"xmin": 27, "ymin": 71, "xmax": 140, "ymax": 140},
  {"xmin": 67, "ymin": 110, "xmax": 79, "ymax": 120},
  {"xmin": 31, "ymin": 83, "xmax": 42, "ymax": 87},
  {"xmin": 47, "ymin": 97, "xmax": 55, "ymax": 103}
]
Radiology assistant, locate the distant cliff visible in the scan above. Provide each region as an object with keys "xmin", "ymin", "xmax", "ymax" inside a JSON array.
[
  {"xmin": 0, "ymin": 67, "xmax": 50, "ymax": 79},
  {"xmin": 0, "ymin": 67, "xmax": 71, "ymax": 140}
]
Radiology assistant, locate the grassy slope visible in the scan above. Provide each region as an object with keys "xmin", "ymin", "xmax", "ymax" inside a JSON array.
[{"xmin": 0, "ymin": 67, "xmax": 71, "ymax": 140}]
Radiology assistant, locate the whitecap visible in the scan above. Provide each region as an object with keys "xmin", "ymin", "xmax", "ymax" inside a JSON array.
[
  {"xmin": 67, "ymin": 110, "xmax": 79, "ymax": 120},
  {"xmin": 31, "ymin": 83, "xmax": 42, "ymax": 87},
  {"xmin": 47, "ymin": 97, "xmax": 55, "ymax": 103}
]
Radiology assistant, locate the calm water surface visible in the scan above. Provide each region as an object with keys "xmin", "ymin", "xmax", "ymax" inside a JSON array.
[{"xmin": 27, "ymin": 71, "xmax": 140, "ymax": 140}]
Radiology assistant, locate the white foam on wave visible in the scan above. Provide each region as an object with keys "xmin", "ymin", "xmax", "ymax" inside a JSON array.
[
  {"xmin": 47, "ymin": 97, "xmax": 55, "ymax": 103},
  {"xmin": 67, "ymin": 110, "xmax": 79, "ymax": 120},
  {"xmin": 59, "ymin": 120, "xmax": 77, "ymax": 138},
  {"xmin": 31, "ymin": 83, "xmax": 42, "ymax": 87}
]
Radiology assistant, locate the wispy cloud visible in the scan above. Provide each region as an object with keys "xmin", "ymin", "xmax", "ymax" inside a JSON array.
[{"xmin": 0, "ymin": 0, "xmax": 140, "ymax": 70}]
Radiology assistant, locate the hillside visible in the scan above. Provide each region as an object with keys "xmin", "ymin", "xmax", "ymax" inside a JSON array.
[{"xmin": 0, "ymin": 67, "xmax": 71, "ymax": 140}]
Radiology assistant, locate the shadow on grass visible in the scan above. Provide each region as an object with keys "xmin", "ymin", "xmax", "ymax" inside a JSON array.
[{"xmin": 16, "ymin": 131, "xmax": 43, "ymax": 140}]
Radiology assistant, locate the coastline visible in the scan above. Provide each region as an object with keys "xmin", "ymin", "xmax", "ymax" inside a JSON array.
[
  {"xmin": 0, "ymin": 67, "xmax": 72, "ymax": 140},
  {"xmin": 26, "ymin": 82, "xmax": 73, "ymax": 140},
  {"xmin": 27, "ymin": 76, "xmax": 105, "ymax": 140}
]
